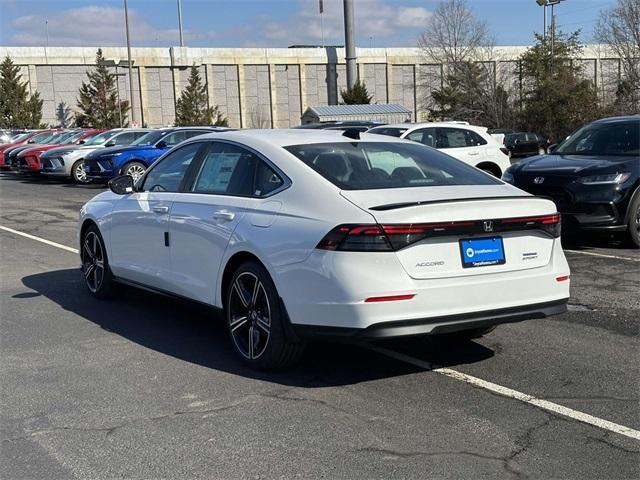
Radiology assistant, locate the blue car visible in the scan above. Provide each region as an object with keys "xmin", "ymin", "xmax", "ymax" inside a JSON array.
[{"xmin": 84, "ymin": 127, "xmax": 220, "ymax": 182}]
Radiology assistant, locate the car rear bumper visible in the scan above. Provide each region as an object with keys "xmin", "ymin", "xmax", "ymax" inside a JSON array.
[
  {"xmin": 276, "ymin": 239, "xmax": 570, "ymax": 333},
  {"xmin": 294, "ymin": 299, "xmax": 568, "ymax": 339}
]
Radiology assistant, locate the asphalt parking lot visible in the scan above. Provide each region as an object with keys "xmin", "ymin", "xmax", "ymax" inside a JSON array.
[{"xmin": 1, "ymin": 172, "xmax": 638, "ymax": 479}]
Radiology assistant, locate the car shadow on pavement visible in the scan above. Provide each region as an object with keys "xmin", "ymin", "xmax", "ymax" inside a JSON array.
[
  {"xmin": 0, "ymin": 173, "xmax": 106, "ymax": 189},
  {"xmin": 21, "ymin": 268, "xmax": 495, "ymax": 387}
]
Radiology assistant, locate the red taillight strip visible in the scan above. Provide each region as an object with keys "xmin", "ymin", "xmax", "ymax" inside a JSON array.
[
  {"xmin": 381, "ymin": 221, "xmax": 477, "ymax": 235},
  {"xmin": 364, "ymin": 294, "xmax": 415, "ymax": 303},
  {"xmin": 501, "ymin": 214, "xmax": 561, "ymax": 225}
]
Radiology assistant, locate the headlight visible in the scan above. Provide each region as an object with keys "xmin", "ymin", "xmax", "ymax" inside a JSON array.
[
  {"xmin": 501, "ymin": 168, "xmax": 515, "ymax": 184},
  {"xmin": 577, "ymin": 173, "xmax": 631, "ymax": 185}
]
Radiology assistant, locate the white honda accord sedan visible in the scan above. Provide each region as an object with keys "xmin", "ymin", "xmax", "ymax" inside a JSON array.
[{"xmin": 78, "ymin": 129, "xmax": 570, "ymax": 369}]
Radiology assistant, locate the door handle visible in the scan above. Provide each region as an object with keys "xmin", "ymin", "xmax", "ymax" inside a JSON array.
[
  {"xmin": 153, "ymin": 206, "xmax": 169, "ymax": 214},
  {"xmin": 213, "ymin": 210, "xmax": 235, "ymax": 221},
  {"xmin": 468, "ymin": 151, "xmax": 480, "ymax": 156}
]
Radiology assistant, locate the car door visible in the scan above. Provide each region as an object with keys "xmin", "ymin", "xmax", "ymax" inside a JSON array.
[
  {"xmin": 168, "ymin": 141, "xmax": 284, "ymax": 304},
  {"xmin": 434, "ymin": 127, "xmax": 484, "ymax": 165},
  {"xmin": 108, "ymin": 141, "xmax": 206, "ymax": 291}
]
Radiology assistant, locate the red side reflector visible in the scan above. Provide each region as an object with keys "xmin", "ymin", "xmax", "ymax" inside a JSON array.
[
  {"xmin": 364, "ymin": 294, "xmax": 415, "ymax": 303},
  {"xmin": 555, "ymin": 275, "xmax": 570, "ymax": 282}
]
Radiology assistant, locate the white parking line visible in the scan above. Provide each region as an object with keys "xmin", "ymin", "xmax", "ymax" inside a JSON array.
[
  {"xmin": 365, "ymin": 344, "xmax": 640, "ymax": 441},
  {"xmin": 564, "ymin": 249, "xmax": 639, "ymax": 262},
  {"xmin": 0, "ymin": 225, "xmax": 79, "ymax": 254},
  {"xmin": 2, "ymin": 225, "xmax": 639, "ymax": 441}
]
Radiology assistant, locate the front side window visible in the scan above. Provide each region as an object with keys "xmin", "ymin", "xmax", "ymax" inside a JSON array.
[
  {"xmin": 132, "ymin": 131, "xmax": 164, "ymax": 146},
  {"xmin": 556, "ymin": 122, "xmax": 639, "ymax": 156},
  {"xmin": 84, "ymin": 130, "xmax": 116, "ymax": 146},
  {"xmin": 406, "ymin": 128, "xmax": 436, "ymax": 147},
  {"xmin": 368, "ymin": 127, "xmax": 409, "ymax": 138},
  {"xmin": 285, "ymin": 142, "xmax": 501, "ymax": 190},
  {"xmin": 141, "ymin": 142, "xmax": 203, "ymax": 192},
  {"xmin": 112, "ymin": 132, "xmax": 136, "ymax": 145}
]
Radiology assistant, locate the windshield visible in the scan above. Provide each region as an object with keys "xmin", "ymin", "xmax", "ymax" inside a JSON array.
[
  {"xmin": 28, "ymin": 131, "xmax": 58, "ymax": 144},
  {"xmin": 62, "ymin": 131, "xmax": 86, "ymax": 144},
  {"xmin": 53, "ymin": 131, "xmax": 78, "ymax": 144},
  {"xmin": 10, "ymin": 133, "xmax": 30, "ymax": 143},
  {"xmin": 368, "ymin": 127, "xmax": 409, "ymax": 138},
  {"xmin": 132, "ymin": 131, "xmax": 163, "ymax": 146},
  {"xmin": 83, "ymin": 130, "xmax": 117, "ymax": 146},
  {"xmin": 285, "ymin": 142, "xmax": 501, "ymax": 190},
  {"xmin": 556, "ymin": 122, "xmax": 639, "ymax": 156}
]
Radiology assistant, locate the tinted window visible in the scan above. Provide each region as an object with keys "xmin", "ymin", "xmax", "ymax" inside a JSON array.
[
  {"xmin": 368, "ymin": 127, "xmax": 408, "ymax": 137},
  {"xmin": 192, "ymin": 143, "xmax": 259, "ymax": 196},
  {"xmin": 112, "ymin": 132, "xmax": 136, "ymax": 145},
  {"xmin": 406, "ymin": 128, "xmax": 436, "ymax": 147},
  {"xmin": 285, "ymin": 142, "xmax": 501, "ymax": 190},
  {"xmin": 436, "ymin": 128, "xmax": 486, "ymax": 148},
  {"xmin": 255, "ymin": 161, "xmax": 284, "ymax": 196},
  {"xmin": 83, "ymin": 130, "xmax": 117, "ymax": 146},
  {"xmin": 132, "ymin": 131, "xmax": 164, "ymax": 146},
  {"xmin": 556, "ymin": 122, "xmax": 639, "ymax": 156},
  {"xmin": 141, "ymin": 142, "xmax": 203, "ymax": 192}
]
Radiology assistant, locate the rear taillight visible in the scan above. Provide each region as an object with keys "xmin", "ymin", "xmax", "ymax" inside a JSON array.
[
  {"xmin": 316, "ymin": 213, "xmax": 562, "ymax": 252},
  {"xmin": 501, "ymin": 213, "xmax": 561, "ymax": 238}
]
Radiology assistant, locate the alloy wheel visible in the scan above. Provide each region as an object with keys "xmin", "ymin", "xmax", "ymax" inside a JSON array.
[
  {"xmin": 82, "ymin": 231, "xmax": 105, "ymax": 293},
  {"xmin": 228, "ymin": 272, "xmax": 271, "ymax": 360},
  {"xmin": 75, "ymin": 161, "xmax": 88, "ymax": 183},
  {"xmin": 635, "ymin": 205, "xmax": 640, "ymax": 234},
  {"xmin": 126, "ymin": 164, "xmax": 146, "ymax": 182}
]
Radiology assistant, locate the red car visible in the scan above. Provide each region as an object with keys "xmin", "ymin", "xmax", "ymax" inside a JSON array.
[
  {"xmin": 16, "ymin": 129, "xmax": 105, "ymax": 173},
  {"xmin": 0, "ymin": 129, "xmax": 64, "ymax": 170}
]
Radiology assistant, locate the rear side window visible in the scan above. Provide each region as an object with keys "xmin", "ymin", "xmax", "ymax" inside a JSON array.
[
  {"xmin": 112, "ymin": 132, "xmax": 135, "ymax": 145},
  {"xmin": 285, "ymin": 142, "xmax": 501, "ymax": 190},
  {"xmin": 192, "ymin": 143, "xmax": 283, "ymax": 196},
  {"xmin": 436, "ymin": 128, "xmax": 487, "ymax": 148}
]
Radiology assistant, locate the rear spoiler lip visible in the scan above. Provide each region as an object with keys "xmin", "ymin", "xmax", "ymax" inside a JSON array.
[{"xmin": 369, "ymin": 195, "xmax": 551, "ymax": 211}]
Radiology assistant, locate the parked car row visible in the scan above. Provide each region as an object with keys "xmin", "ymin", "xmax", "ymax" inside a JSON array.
[{"xmin": 0, "ymin": 127, "xmax": 229, "ymax": 183}]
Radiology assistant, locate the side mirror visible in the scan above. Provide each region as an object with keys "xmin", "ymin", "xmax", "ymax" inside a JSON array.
[
  {"xmin": 548, "ymin": 144, "xmax": 558, "ymax": 153},
  {"xmin": 104, "ymin": 141, "xmax": 116, "ymax": 147},
  {"xmin": 156, "ymin": 140, "xmax": 167, "ymax": 149},
  {"xmin": 108, "ymin": 175, "xmax": 135, "ymax": 195}
]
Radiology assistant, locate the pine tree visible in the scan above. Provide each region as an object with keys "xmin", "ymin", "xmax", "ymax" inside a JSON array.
[
  {"xmin": 340, "ymin": 80, "xmax": 373, "ymax": 105},
  {"xmin": 56, "ymin": 101, "xmax": 74, "ymax": 128},
  {"xmin": 76, "ymin": 49, "xmax": 129, "ymax": 128},
  {"xmin": 0, "ymin": 56, "xmax": 43, "ymax": 128},
  {"xmin": 175, "ymin": 64, "xmax": 228, "ymax": 126}
]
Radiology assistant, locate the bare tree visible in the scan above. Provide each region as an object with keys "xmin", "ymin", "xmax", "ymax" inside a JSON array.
[
  {"xmin": 247, "ymin": 105, "xmax": 271, "ymax": 129},
  {"xmin": 417, "ymin": 0, "xmax": 516, "ymax": 128},
  {"xmin": 594, "ymin": 0, "xmax": 640, "ymax": 113}
]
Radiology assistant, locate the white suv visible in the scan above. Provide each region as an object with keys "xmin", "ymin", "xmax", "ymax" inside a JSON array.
[{"xmin": 369, "ymin": 122, "xmax": 511, "ymax": 177}]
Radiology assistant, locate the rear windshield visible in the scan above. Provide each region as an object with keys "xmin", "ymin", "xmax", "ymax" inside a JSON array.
[
  {"xmin": 368, "ymin": 127, "xmax": 408, "ymax": 137},
  {"xmin": 556, "ymin": 122, "xmax": 639, "ymax": 156},
  {"xmin": 285, "ymin": 142, "xmax": 501, "ymax": 190}
]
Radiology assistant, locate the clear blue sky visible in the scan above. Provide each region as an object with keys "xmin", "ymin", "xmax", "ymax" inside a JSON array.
[{"xmin": 0, "ymin": 0, "xmax": 616, "ymax": 48}]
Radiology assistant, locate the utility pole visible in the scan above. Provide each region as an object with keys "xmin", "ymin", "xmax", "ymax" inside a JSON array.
[
  {"xmin": 343, "ymin": 0, "xmax": 357, "ymax": 89},
  {"xmin": 177, "ymin": 0, "xmax": 185, "ymax": 47},
  {"xmin": 123, "ymin": 0, "xmax": 137, "ymax": 126}
]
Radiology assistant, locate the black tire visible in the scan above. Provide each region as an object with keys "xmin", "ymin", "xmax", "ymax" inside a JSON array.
[
  {"xmin": 226, "ymin": 261, "xmax": 304, "ymax": 369},
  {"xmin": 71, "ymin": 159, "xmax": 89, "ymax": 184},
  {"xmin": 122, "ymin": 161, "xmax": 147, "ymax": 183},
  {"xmin": 81, "ymin": 225, "xmax": 116, "ymax": 299},
  {"xmin": 628, "ymin": 194, "xmax": 640, "ymax": 248},
  {"xmin": 449, "ymin": 325, "xmax": 496, "ymax": 340}
]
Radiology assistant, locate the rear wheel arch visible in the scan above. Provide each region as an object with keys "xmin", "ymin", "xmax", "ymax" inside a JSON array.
[
  {"xmin": 220, "ymin": 251, "xmax": 267, "ymax": 308},
  {"xmin": 475, "ymin": 162, "xmax": 502, "ymax": 178}
]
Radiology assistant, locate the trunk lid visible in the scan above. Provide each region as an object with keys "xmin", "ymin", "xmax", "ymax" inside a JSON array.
[{"xmin": 340, "ymin": 185, "xmax": 558, "ymax": 279}]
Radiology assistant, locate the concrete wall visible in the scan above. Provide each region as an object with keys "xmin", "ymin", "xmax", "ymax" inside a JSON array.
[{"xmin": 0, "ymin": 45, "xmax": 623, "ymax": 128}]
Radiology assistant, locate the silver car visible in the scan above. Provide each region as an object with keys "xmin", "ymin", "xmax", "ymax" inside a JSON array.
[{"xmin": 40, "ymin": 128, "xmax": 150, "ymax": 183}]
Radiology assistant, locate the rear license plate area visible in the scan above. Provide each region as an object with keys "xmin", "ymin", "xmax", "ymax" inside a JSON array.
[{"xmin": 460, "ymin": 237, "xmax": 505, "ymax": 268}]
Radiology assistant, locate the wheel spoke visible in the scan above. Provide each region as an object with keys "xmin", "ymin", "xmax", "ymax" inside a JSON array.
[
  {"xmin": 95, "ymin": 259, "xmax": 104, "ymax": 268},
  {"xmin": 251, "ymin": 278, "xmax": 261, "ymax": 305},
  {"xmin": 256, "ymin": 316, "xmax": 270, "ymax": 334},
  {"xmin": 248, "ymin": 326, "xmax": 255, "ymax": 359},
  {"xmin": 92, "ymin": 233, "xmax": 97, "ymax": 257},
  {"xmin": 84, "ymin": 263, "xmax": 95, "ymax": 280},
  {"xmin": 230, "ymin": 316, "xmax": 248, "ymax": 332},
  {"xmin": 233, "ymin": 279, "xmax": 249, "ymax": 308},
  {"xmin": 83, "ymin": 239, "xmax": 93, "ymax": 259}
]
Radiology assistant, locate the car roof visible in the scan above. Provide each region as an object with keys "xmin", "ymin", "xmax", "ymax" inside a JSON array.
[
  {"xmin": 370, "ymin": 122, "xmax": 487, "ymax": 131},
  {"xmin": 591, "ymin": 115, "xmax": 639, "ymax": 124},
  {"xmin": 192, "ymin": 128, "xmax": 411, "ymax": 148}
]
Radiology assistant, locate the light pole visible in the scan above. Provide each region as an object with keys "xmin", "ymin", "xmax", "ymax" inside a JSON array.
[
  {"xmin": 343, "ymin": 0, "xmax": 357, "ymax": 90},
  {"xmin": 177, "ymin": 0, "xmax": 185, "ymax": 47},
  {"xmin": 123, "ymin": 0, "xmax": 137, "ymax": 126}
]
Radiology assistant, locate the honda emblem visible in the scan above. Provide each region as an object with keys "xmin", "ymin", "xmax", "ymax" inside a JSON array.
[
  {"xmin": 534, "ymin": 176, "xmax": 545, "ymax": 184},
  {"xmin": 483, "ymin": 220, "xmax": 494, "ymax": 232}
]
